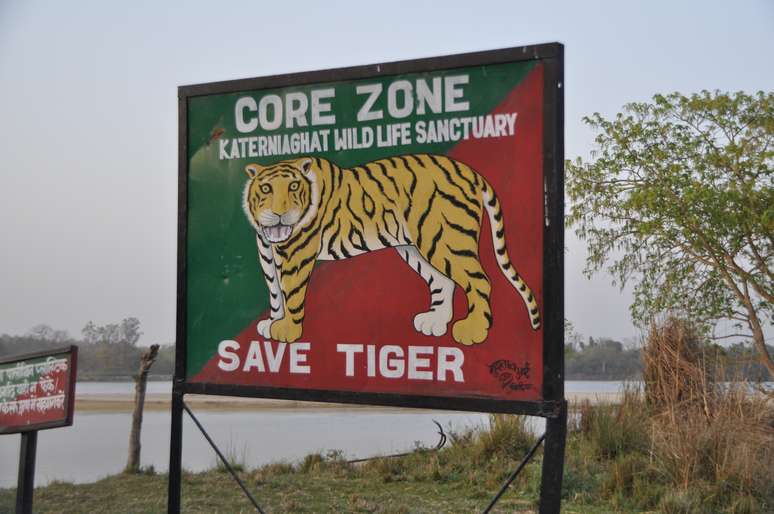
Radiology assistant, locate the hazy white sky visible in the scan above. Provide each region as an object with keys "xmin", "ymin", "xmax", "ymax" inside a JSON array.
[{"xmin": 0, "ymin": 0, "xmax": 772, "ymax": 346}]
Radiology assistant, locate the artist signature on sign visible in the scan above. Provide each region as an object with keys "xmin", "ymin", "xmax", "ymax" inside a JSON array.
[{"xmin": 488, "ymin": 360, "xmax": 532, "ymax": 391}]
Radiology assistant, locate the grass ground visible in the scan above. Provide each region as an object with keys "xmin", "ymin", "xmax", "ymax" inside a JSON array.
[
  {"xmin": 0, "ymin": 414, "xmax": 626, "ymax": 514},
  {"xmin": 0, "ymin": 457, "xmax": 620, "ymax": 514},
  {"xmin": 1, "ymin": 387, "xmax": 770, "ymax": 513},
  {"xmin": 0, "ymin": 470, "xmax": 533, "ymax": 514}
]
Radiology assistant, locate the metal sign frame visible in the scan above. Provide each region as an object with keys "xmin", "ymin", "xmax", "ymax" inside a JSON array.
[{"xmin": 170, "ymin": 43, "xmax": 564, "ymax": 513}]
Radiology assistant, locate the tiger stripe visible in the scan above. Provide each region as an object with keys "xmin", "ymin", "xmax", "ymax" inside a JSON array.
[{"xmin": 481, "ymin": 183, "xmax": 541, "ymax": 330}]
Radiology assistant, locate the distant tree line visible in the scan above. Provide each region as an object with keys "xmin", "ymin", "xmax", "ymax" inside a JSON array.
[
  {"xmin": 565, "ymin": 337, "xmax": 642, "ymax": 380},
  {"xmin": 564, "ymin": 332, "xmax": 773, "ymax": 381},
  {"xmin": 712, "ymin": 341, "xmax": 774, "ymax": 382},
  {"xmin": 0, "ymin": 319, "xmax": 175, "ymax": 380},
  {"xmin": 2, "ymin": 319, "xmax": 770, "ymax": 382}
]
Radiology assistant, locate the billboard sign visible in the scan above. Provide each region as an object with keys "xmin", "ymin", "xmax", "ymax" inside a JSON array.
[
  {"xmin": 0, "ymin": 346, "xmax": 78, "ymax": 434},
  {"xmin": 177, "ymin": 44, "xmax": 564, "ymax": 414}
]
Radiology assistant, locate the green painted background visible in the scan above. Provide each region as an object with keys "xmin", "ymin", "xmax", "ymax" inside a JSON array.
[{"xmin": 185, "ymin": 60, "xmax": 535, "ymax": 378}]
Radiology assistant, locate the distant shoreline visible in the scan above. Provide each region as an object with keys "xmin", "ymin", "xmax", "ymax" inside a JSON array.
[
  {"xmin": 74, "ymin": 391, "xmax": 625, "ymax": 412},
  {"xmin": 76, "ymin": 375, "xmax": 172, "ymax": 382},
  {"xmin": 74, "ymin": 375, "xmax": 640, "ymax": 382}
]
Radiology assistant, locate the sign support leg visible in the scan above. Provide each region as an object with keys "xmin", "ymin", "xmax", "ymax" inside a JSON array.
[
  {"xmin": 538, "ymin": 401, "xmax": 567, "ymax": 514},
  {"xmin": 15, "ymin": 430, "xmax": 37, "ymax": 514},
  {"xmin": 182, "ymin": 402, "xmax": 265, "ymax": 513},
  {"xmin": 482, "ymin": 431, "xmax": 546, "ymax": 513},
  {"xmin": 167, "ymin": 390, "xmax": 184, "ymax": 514}
]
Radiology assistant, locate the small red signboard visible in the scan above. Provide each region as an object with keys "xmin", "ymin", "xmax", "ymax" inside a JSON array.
[{"xmin": 0, "ymin": 346, "xmax": 78, "ymax": 434}]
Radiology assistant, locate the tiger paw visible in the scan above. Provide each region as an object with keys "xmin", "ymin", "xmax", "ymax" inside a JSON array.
[
  {"xmin": 257, "ymin": 318, "xmax": 273, "ymax": 339},
  {"xmin": 413, "ymin": 310, "xmax": 451, "ymax": 337},
  {"xmin": 269, "ymin": 318, "xmax": 303, "ymax": 342},
  {"xmin": 452, "ymin": 317, "xmax": 489, "ymax": 345}
]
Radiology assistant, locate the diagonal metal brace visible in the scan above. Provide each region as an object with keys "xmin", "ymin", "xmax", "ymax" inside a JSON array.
[
  {"xmin": 182, "ymin": 402, "xmax": 266, "ymax": 514},
  {"xmin": 482, "ymin": 432, "xmax": 546, "ymax": 514},
  {"xmin": 346, "ymin": 419, "xmax": 447, "ymax": 464}
]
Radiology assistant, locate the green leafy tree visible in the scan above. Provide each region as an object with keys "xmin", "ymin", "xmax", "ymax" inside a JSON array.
[{"xmin": 567, "ymin": 91, "xmax": 774, "ymax": 378}]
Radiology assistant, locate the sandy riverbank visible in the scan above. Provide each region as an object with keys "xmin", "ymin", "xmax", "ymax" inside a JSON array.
[{"xmin": 74, "ymin": 391, "xmax": 624, "ymax": 412}]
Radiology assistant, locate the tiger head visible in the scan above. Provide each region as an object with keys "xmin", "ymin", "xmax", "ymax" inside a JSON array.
[{"xmin": 242, "ymin": 158, "xmax": 317, "ymax": 244}]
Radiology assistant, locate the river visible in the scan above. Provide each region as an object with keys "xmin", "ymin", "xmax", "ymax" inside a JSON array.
[{"xmin": 0, "ymin": 380, "xmax": 742, "ymax": 487}]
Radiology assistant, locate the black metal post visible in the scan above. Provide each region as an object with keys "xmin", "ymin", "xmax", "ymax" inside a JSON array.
[
  {"xmin": 15, "ymin": 430, "xmax": 37, "ymax": 514},
  {"xmin": 538, "ymin": 401, "xmax": 567, "ymax": 514},
  {"xmin": 167, "ymin": 389, "xmax": 184, "ymax": 514}
]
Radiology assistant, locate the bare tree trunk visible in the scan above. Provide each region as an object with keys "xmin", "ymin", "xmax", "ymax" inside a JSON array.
[
  {"xmin": 125, "ymin": 344, "xmax": 159, "ymax": 473},
  {"xmin": 747, "ymin": 309, "xmax": 774, "ymax": 381},
  {"xmin": 738, "ymin": 282, "xmax": 774, "ymax": 381},
  {"xmin": 720, "ymin": 274, "xmax": 774, "ymax": 382}
]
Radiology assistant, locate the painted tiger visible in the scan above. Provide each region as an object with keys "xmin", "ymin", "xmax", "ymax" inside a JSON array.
[{"xmin": 242, "ymin": 154, "xmax": 540, "ymax": 346}]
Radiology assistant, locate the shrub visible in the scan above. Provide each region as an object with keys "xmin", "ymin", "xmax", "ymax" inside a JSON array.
[
  {"xmin": 659, "ymin": 490, "xmax": 700, "ymax": 514},
  {"xmin": 362, "ymin": 455, "xmax": 409, "ymax": 483},
  {"xmin": 297, "ymin": 452, "xmax": 324, "ymax": 473},
  {"xmin": 729, "ymin": 495, "xmax": 759, "ymax": 514},
  {"xmin": 477, "ymin": 414, "xmax": 536, "ymax": 462},
  {"xmin": 253, "ymin": 461, "xmax": 294, "ymax": 483},
  {"xmin": 296, "ymin": 449, "xmax": 353, "ymax": 477},
  {"xmin": 213, "ymin": 440, "xmax": 247, "ymax": 474},
  {"xmin": 585, "ymin": 387, "xmax": 648, "ymax": 460}
]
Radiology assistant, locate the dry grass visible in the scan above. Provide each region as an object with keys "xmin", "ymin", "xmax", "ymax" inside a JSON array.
[
  {"xmin": 649, "ymin": 383, "xmax": 774, "ymax": 496},
  {"xmin": 564, "ymin": 316, "xmax": 774, "ymax": 512},
  {"xmin": 642, "ymin": 317, "xmax": 718, "ymax": 413},
  {"xmin": 583, "ymin": 384, "xmax": 648, "ymax": 460},
  {"xmin": 643, "ymin": 317, "xmax": 774, "ymax": 510}
]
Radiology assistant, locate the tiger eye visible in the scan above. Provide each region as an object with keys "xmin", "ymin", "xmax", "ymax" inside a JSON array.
[
  {"xmin": 289, "ymin": 181, "xmax": 300, "ymax": 192},
  {"xmin": 260, "ymin": 184, "xmax": 272, "ymax": 194}
]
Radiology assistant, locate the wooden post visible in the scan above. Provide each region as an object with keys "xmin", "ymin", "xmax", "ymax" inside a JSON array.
[{"xmin": 125, "ymin": 344, "xmax": 160, "ymax": 473}]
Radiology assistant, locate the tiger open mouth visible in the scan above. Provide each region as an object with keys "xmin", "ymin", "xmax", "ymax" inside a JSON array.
[{"xmin": 262, "ymin": 224, "xmax": 293, "ymax": 243}]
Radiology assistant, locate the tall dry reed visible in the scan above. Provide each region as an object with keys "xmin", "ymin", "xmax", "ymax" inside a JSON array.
[
  {"xmin": 643, "ymin": 317, "xmax": 774, "ymax": 505},
  {"xmin": 642, "ymin": 316, "xmax": 716, "ymax": 415}
]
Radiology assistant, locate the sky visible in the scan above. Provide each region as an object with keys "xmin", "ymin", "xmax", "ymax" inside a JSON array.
[{"xmin": 0, "ymin": 0, "xmax": 772, "ymax": 347}]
